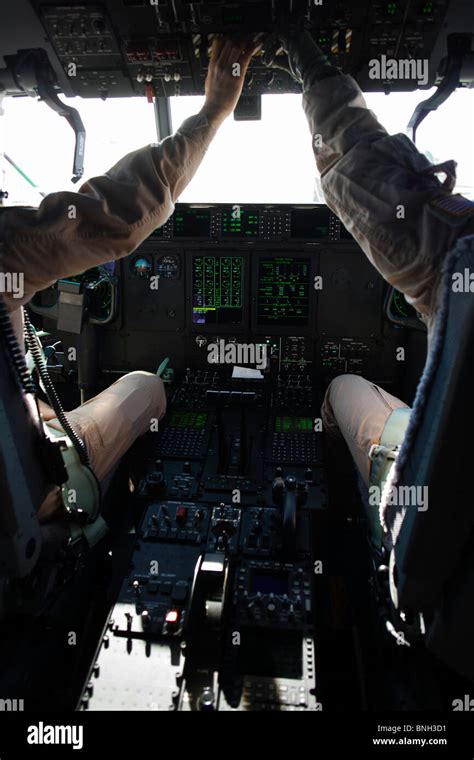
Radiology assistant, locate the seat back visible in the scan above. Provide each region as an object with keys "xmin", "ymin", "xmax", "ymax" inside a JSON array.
[
  {"xmin": 0, "ymin": 297, "xmax": 45, "ymax": 585},
  {"xmin": 384, "ymin": 235, "xmax": 474, "ymax": 678}
]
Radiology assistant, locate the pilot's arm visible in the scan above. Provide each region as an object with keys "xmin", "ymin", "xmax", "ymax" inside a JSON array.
[
  {"xmin": 0, "ymin": 36, "xmax": 256, "ymax": 312},
  {"xmin": 264, "ymin": 32, "xmax": 474, "ymax": 509},
  {"xmin": 265, "ymin": 32, "xmax": 474, "ymax": 334},
  {"xmin": 0, "ymin": 36, "xmax": 257, "ymax": 522}
]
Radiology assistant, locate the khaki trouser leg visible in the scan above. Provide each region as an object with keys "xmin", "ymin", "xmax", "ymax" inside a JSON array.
[
  {"xmin": 38, "ymin": 371, "xmax": 166, "ymax": 521},
  {"xmin": 321, "ymin": 374, "xmax": 409, "ymax": 486},
  {"xmin": 47, "ymin": 371, "xmax": 166, "ymax": 481}
]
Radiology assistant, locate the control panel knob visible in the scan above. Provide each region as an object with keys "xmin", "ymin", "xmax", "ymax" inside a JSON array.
[
  {"xmin": 182, "ymin": 461, "xmax": 192, "ymax": 474},
  {"xmin": 147, "ymin": 471, "xmax": 165, "ymax": 495},
  {"xmin": 198, "ymin": 687, "xmax": 215, "ymax": 711},
  {"xmin": 217, "ymin": 533, "xmax": 228, "ymax": 551}
]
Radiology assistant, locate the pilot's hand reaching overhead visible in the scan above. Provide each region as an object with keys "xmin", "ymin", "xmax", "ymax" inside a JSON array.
[
  {"xmin": 262, "ymin": 23, "xmax": 474, "ymax": 542},
  {"xmin": 202, "ymin": 35, "xmax": 259, "ymax": 127},
  {"xmin": 0, "ymin": 33, "xmax": 259, "ymax": 524},
  {"xmin": 262, "ymin": 29, "xmax": 338, "ymax": 92}
]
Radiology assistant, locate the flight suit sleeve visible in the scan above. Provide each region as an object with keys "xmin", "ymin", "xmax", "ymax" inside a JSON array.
[
  {"xmin": 302, "ymin": 73, "xmax": 474, "ymax": 323},
  {"xmin": 0, "ymin": 110, "xmax": 217, "ymax": 311}
]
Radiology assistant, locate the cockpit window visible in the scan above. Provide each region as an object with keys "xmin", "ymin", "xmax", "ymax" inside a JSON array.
[
  {"xmin": 1, "ymin": 88, "xmax": 472, "ymax": 205},
  {"xmin": 365, "ymin": 88, "xmax": 474, "ymax": 201},
  {"xmin": 1, "ymin": 96, "xmax": 157, "ymax": 205},
  {"xmin": 170, "ymin": 89, "xmax": 474, "ymax": 203}
]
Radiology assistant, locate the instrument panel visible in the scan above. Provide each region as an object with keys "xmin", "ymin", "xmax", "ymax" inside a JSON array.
[
  {"xmin": 25, "ymin": 203, "xmax": 425, "ymax": 713},
  {"xmin": 8, "ymin": 0, "xmax": 452, "ymax": 98},
  {"xmin": 143, "ymin": 204, "xmax": 348, "ymax": 243},
  {"xmin": 75, "ymin": 207, "xmax": 419, "ymax": 713},
  {"xmin": 32, "ymin": 203, "xmax": 408, "ymax": 389}
]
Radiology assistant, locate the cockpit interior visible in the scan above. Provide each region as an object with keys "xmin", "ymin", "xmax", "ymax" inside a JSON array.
[{"xmin": 0, "ymin": 0, "xmax": 474, "ymax": 729}]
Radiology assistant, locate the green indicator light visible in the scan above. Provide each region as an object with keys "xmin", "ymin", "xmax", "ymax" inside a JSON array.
[
  {"xmin": 296, "ymin": 417, "xmax": 313, "ymax": 432},
  {"xmin": 275, "ymin": 417, "xmax": 292, "ymax": 433},
  {"xmin": 275, "ymin": 416, "xmax": 313, "ymax": 433},
  {"xmin": 170, "ymin": 412, "xmax": 207, "ymax": 429}
]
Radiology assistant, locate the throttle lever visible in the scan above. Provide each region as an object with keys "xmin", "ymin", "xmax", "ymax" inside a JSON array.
[
  {"xmin": 272, "ymin": 473, "xmax": 308, "ymax": 559},
  {"xmin": 282, "ymin": 475, "xmax": 298, "ymax": 558}
]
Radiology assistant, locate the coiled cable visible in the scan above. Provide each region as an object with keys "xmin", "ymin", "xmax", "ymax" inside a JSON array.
[
  {"xmin": 0, "ymin": 295, "xmax": 35, "ymax": 394},
  {"xmin": 23, "ymin": 307, "xmax": 90, "ymax": 467}
]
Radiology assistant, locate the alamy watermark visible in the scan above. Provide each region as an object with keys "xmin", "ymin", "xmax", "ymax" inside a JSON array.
[
  {"xmin": 207, "ymin": 339, "xmax": 268, "ymax": 370},
  {"xmin": 0, "ymin": 271, "xmax": 24, "ymax": 299},
  {"xmin": 452, "ymin": 695, "xmax": 474, "ymax": 711},
  {"xmin": 27, "ymin": 722, "xmax": 83, "ymax": 750},
  {"xmin": 452, "ymin": 268, "xmax": 474, "ymax": 293},
  {"xmin": 369, "ymin": 55, "xmax": 429, "ymax": 86},
  {"xmin": 0, "ymin": 697, "xmax": 24, "ymax": 711},
  {"xmin": 369, "ymin": 484, "xmax": 429, "ymax": 512}
]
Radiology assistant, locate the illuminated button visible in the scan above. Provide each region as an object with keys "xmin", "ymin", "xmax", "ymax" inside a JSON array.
[
  {"xmin": 165, "ymin": 609, "xmax": 179, "ymax": 624},
  {"xmin": 176, "ymin": 505, "xmax": 188, "ymax": 522}
]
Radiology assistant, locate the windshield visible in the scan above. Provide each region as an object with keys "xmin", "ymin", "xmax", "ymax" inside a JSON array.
[{"xmin": 2, "ymin": 88, "xmax": 473, "ymax": 205}]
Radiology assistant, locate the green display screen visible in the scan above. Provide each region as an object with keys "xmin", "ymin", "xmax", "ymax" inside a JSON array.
[
  {"xmin": 173, "ymin": 208, "xmax": 210, "ymax": 238},
  {"xmin": 275, "ymin": 416, "xmax": 313, "ymax": 433},
  {"xmin": 192, "ymin": 255, "xmax": 244, "ymax": 325},
  {"xmin": 257, "ymin": 257, "xmax": 310, "ymax": 326},
  {"xmin": 290, "ymin": 208, "xmax": 330, "ymax": 239},
  {"xmin": 169, "ymin": 412, "xmax": 207, "ymax": 429},
  {"xmin": 221, "ymin": 207, "xmax": 259, "ymax": 238}
]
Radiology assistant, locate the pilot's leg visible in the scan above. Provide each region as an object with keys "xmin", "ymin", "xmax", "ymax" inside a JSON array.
[
  {"xmin": 321, "ymin": 374, "xmax": 409, "ymax": 486},
  {"xmin": 37, "ymin": 371, "xmax": 165, "ymax": 522},
  {"xmin": 47, "ymin": 370, "xmax": 166, "ymax": 483}
]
